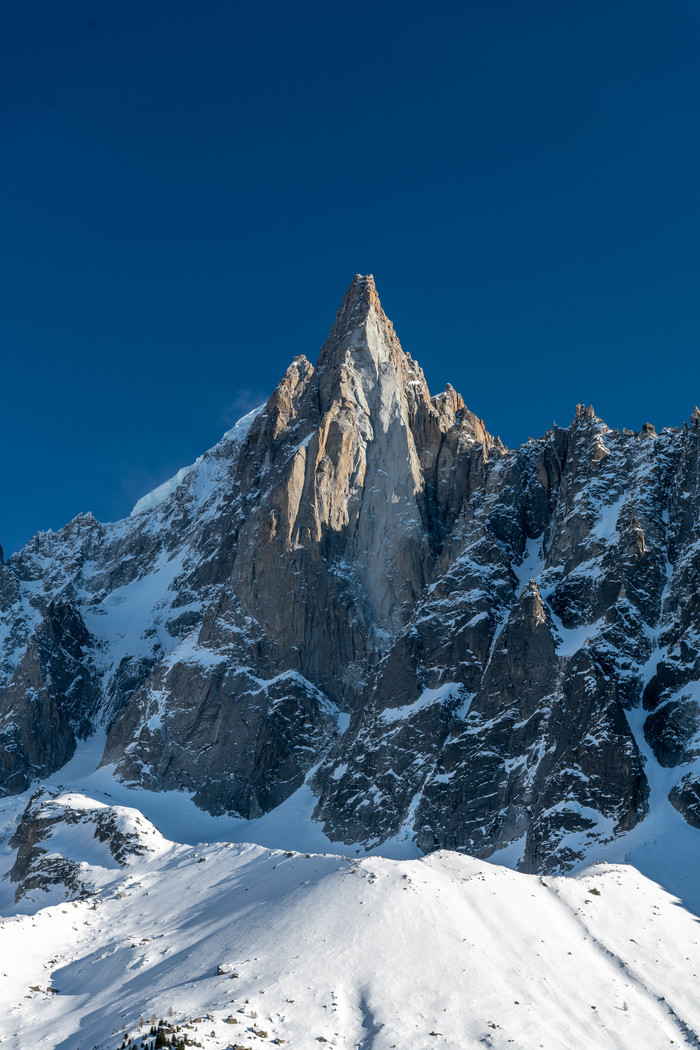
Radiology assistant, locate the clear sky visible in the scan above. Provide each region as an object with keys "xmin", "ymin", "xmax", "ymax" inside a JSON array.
[{"xmin": 2, "ymin": 0, "xmax": 700, "ymax": 555}]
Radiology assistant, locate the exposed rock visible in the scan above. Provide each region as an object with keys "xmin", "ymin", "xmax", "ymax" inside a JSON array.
[
  {"xmin": 0, "ymin": 600, "xmax": 100, "ymax": 795},
  {"xmin": 669, "ymin": 773, "xmax": 700, "ymax": 828},
  {"xmin": 0, "ymin": 275, "xmax": 699, "ymax": 873},
  {"xmin": 103, "ymin": 613, "xmax": 341, "ymax": 817},
  {"xmin": 7, "ymin": 790, "xmax": 164, "ymax": 902}
]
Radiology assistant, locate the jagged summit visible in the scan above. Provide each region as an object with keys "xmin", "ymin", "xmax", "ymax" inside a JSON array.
[
  {"xmin": 324, "ymin": 272, "xmax": 381, "ymax": 340},
  {"xmin": 316, "ymin": 272, "xmax": 405, "ymax": 376},
  {"xmin": 2, "ymin": 276, "xmax": 700, "ymax": 877}
]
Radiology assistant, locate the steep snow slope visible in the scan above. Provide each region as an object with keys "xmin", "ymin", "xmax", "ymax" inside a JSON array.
[{"xmin": 0, "ymin": 792, "xmax": 699, "ymax": 1050}]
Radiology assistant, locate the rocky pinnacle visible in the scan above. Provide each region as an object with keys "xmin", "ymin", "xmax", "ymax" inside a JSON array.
[{"xmin": 0, "ymin": 276, "xmax": 699, "ymax": 874}]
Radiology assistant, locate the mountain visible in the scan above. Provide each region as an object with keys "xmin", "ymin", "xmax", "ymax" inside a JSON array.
[{"xmin": 1, "ymin": 274, "xmax": 700, "ymax": 875}]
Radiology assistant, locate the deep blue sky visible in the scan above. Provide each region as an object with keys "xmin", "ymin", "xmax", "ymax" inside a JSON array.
[{"xmin": 3, "ymin": 1, "xmax": 700, "ymax": 555}]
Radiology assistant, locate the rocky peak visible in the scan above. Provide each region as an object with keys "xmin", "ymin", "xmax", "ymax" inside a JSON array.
[
  {"xmin": 4, "ymin": 274, "xmax": 696, "ymax": 878},
  {"xmin": 265, "ymin": 355, "xmax": 315, "ymax": 439},
  {"xmin": 433, "ymin": 381, "xmax": 463, "ymax": 411},
  {"xmin": 237, "ymin": 279, "xmax": 454, "ymax": 622},
  {"xmin": 317, "ymin": 274, "xmax": 395, "ymax": 359},
  {"xmin": 518, "ymin": 580, "xmax": 548, "ymax": 628},
  {"xmin": 314, "ymin": 273, "xmax": 418, "ymax": 428},
  {"xmin": 213, "ymin": 276, "xmax": 500, "ymax": 711},
  {"xmin": 238, "ymin": 354, "xmax": 316, "ymax": 491}
]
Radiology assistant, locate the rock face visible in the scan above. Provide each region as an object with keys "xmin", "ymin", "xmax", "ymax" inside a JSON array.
[
  {"xmin": 8, "ymin": 790, "xmax": 165, "ymax": 902},
  {"xmin": 1, "ymin": 275, "xmax": 699, "ymax": 872},
  {"xmin": 0, "ymin": 600, "xmax": 100, "ymax": 794}
]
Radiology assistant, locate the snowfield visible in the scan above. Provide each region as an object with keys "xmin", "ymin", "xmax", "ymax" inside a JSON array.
[
  {"xmin": 1, "ymin": 787, "xmax": 699, "ymax": 1049},
  {"xmin": 1, "ymin": 734, "xmax": 700, "ymax": 1049}
]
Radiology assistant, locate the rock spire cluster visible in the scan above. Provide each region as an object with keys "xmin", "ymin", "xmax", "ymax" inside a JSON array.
[{"xmin": 1, "ymin": 276, "xmax": 699, "ymax": 872}]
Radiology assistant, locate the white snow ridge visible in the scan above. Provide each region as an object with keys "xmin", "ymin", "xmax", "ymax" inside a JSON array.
[{"xmin": 1, "ymin": 794, "xmax": 700, "ymax": 1050}]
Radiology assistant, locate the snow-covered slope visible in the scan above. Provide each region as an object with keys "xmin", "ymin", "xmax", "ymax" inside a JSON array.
[{"xmin": 1, "ymin": 791, "xmax": 699, "ymax": 1050}]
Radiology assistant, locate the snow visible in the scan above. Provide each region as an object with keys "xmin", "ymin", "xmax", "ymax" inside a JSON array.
[
  {"xmin": 130, "ymin": 464, "xmax": 199, "ymax": 518},
  {"xmin": 379, "ymin": 682, "xmax": 461, "ymax": 724},
  {"xmin": 602, "ymin": 704, "xmax": 700, "ymax": 919},
  {"xmin": 551, "ymin": 614, "xmax": 605, "ymax": 658},
  {"xmin": 293, "ymin": 432, "xmax": 314, "ymax": 452},
  {"xmin": 513, "ymin": 534, "xmax": 545, "ymax": 595},
  {"xmin": 590, "ymin": 493, "xmax": 626, "ymax": 542},
  {"xmin": 83, "ymin": 548, "xmax": 188, "ymax": 674},
  {"xmin": 222, "ymin": 404, "xmax": 265, "ymax": 443},
  {"xmin": 130, "ymin": 406, "xmax": 263, "ymax": 517},
  {"xmin": 1, "ymin": 802, "xmax": 699, "ymax": 1050},
  {"xmin": 337, "ymin": 712, "xmax": 351, "ymax": 734}
]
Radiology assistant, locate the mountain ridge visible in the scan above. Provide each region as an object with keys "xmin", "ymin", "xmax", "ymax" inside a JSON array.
[
  {"xmin": 1, "ymin": 275, "xmax": 700, "ymax": 875},
  {"xmin": 4, "ymin": 787, "xmax": 699, "ymax": 1050}
]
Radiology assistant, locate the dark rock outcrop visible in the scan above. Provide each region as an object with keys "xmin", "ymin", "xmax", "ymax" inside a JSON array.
[
  {"xmin": 1, "ymin": 275, "xmax": 699, "ymax": 873},
  {"xmin": 7, "ymin": 790, "xmax": 163, "ymax": 902},
  {"xmin": 0, "ymin": 600, "xmax": 100, "ymax": 794},
  {"xmin": 670, "ymin": 773, "xmax": 700, "ymax": 829}
]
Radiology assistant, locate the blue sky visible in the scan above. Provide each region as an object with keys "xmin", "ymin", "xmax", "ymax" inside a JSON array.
[{"xmin": 2, "ymin": 0, "xmax": 700, "ymax": 555}]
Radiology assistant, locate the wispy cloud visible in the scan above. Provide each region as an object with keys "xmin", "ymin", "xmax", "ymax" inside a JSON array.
[{"xmin": 219, "ymin": 388, "xmax": 269, "ymax": 428}]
